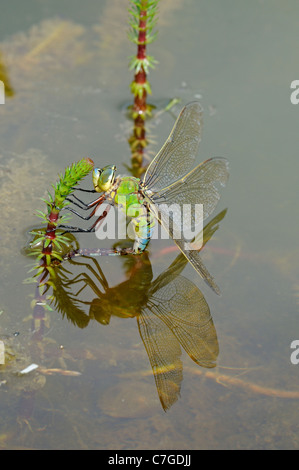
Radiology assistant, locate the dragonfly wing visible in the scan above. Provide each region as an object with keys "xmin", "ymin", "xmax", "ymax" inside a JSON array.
[
  {"xmin": 138, "ymin": 274, "xmax": 218, "ymax": 410},
  {"xmin": 143, "ymin": 101, "xmax": 203, "ymax": 191},
  {"xmin": 149, "ymin": 209, "xmax": 228, "ymax": 295},
  {"xmin": 176, "ymin": 238, "xmax": 221, "ymax": 295},
  {"xmin": 147, "ymin": 275, "xmax": 219, "ymax": 368},
  {"xmin": 148, "ymin": 201, "xmax": 222, "ymax": 295},
  {"xmin": 150, "ymin": 157, "xmax": 229, "ymax": 225},
  {"xmin": 137, "ymin": 309, "xmax": 183, "ymax": 412}
]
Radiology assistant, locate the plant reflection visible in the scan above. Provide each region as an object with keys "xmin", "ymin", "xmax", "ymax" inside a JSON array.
[
  {"xmin": 0, "ymin": 51, "xmax": 14, "ymax": 99},
  {"xmin": 49, "ymin": 210, "xmax": 226, "ymax": 411}
]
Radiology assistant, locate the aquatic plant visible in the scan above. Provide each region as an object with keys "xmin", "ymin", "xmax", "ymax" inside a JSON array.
[
  {"xmin": 27, "ymin": 158, "xmax": 94, "ymax": 283},
  {"xmin": 128, "ymin": 0, "xmax": 159, "ymax": 116},
  {"xmin": 127, "ymin": 0, "xmax": 160, "ymax": 176}
]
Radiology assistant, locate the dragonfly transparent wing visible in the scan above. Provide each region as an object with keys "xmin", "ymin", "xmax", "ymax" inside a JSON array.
[
  {"xmin": 150, "ymin": 209, "xmax": 228, "ymax": 293},
  {"xmin": 149, "ymin": 157, "xmax": 229, "ymax": 228},
  {"xmin": 137, "ymin": 308, "xmax": 183, "ymax": 412},
  {"xmin": 138, "ymin": 274, "xmax": 218, "ymax": 410},
  {"xmin": 149, "ymin": 200, "xmax": 222, "ymax": 294},
  {"xmin": 148, "ymin": 275, "xmax": 219, "ymax": 367},
  {"xmin": 143, "ymin": 101, "xmax": 203, "ymax": 191},
  {"xmin": 145, "ymin": 158, "xmax": 229, "ymax": 294}
]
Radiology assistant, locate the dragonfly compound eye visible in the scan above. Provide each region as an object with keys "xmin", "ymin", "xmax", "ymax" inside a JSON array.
[{"xmin": 93, "ymin": 165, "xmax": 116, "ymax": 192}]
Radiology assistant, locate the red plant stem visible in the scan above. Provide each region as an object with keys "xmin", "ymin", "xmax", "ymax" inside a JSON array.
[
  {"xmin": 133, "ymin": 8, "xmax": 148, "ymax": 113},
  {"xmin": 45, "ymin": 211, "xmax": 58, "ymax": 238},
  {"xmin": 137, "ymin": 10, "xmax": 147, "ymax": 58},
  {"xmin": 41, "ymin": 207, "xmax": 60, "ymax": 258},
  {"xmin": 130, "ymin": 10, "xmax": 148, "ymax": 175}
]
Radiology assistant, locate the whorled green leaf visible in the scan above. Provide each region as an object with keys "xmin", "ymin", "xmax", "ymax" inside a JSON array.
[
  {"xmin": 128, "ymin": 0, "xmax": 160, "ymax": 47},
  {"xmin": 27, "ymin": 158, "xmax": 94, "ymax": 285}
]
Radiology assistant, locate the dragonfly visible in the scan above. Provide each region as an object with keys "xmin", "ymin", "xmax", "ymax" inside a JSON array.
[{"xmin": 61, "ymin": 102, "xmax": 229, "ymax": 295}]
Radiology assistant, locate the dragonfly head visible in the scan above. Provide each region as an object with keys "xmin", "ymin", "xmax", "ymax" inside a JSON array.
[{"xmin": 92, "ymin": 165, "xmax": 116, "ymax": 192}]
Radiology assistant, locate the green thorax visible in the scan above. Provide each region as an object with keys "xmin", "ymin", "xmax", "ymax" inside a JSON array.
[{"xmin": 110, "ymin": 176, "xmax": 143, "ymax": 215}]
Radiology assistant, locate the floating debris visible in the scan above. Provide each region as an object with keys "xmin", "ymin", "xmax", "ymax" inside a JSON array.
[
  {"xmin": 19, "ymin": 363, "xmax": 39, "ymax": 375},
  {"xmin": 188, "ymin": 367, "xmax": 299, "ymax": 400},
  {"xmin": 0, "ymin": 341, "xmax": 4, "ymax": 364},
  {"xmin": 39, "ymin": 367, "xmax": 81, "ymax": 376}
]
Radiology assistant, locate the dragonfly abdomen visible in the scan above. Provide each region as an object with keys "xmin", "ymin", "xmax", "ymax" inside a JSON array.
[
  {"xmin": 111, "ymin": 176, "xmax": 155, "ymax": 253},
  {"xmin": 131, "ymin": 205, "xmax": 155, "ymax": 253}
]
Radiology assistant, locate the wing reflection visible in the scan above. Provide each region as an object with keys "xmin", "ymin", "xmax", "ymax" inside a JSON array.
[
  {"xmin": 138, "ymin": 272, "xmax": 217, "ymax": 410},
  {"xmin": 51, "ymin": 210, "xmax": 226, "ymax": 411}
]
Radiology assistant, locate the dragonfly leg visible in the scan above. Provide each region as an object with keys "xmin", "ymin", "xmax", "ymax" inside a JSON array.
[
  {"xmin": 71, "ymin": 187, "xmax": 97, "ymax": 193},
  {"xmin": 67, "ymin": 254, "xmax": 109, "ymax": 289},
  {"xmin": 62, "ymin": 203, "xmax": 105, "ymax": 221},
  {"xmin": 61, "ymin": 194, "xmax": 107, "ymax": 222},
  {"xmin": 65, "ymin": 193, "xmax": 105, "ymax": 210},
  {"xmin": 60, "ymin": 208, "xmax": 109, "ymax": 233},
  {"xmin": 67, "ymin": 273, "xmax": 102, "ymax": 298}
]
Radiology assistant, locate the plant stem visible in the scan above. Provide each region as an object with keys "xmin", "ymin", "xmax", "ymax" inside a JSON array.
[{"xmin": 128, "ymin": 0, "xmax": 159, "ymax": 176}]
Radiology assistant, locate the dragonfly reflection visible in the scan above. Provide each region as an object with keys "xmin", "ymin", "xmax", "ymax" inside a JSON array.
[{"xmin": 52, "ymin": 210, "xmax": 226, "ymax": 411}]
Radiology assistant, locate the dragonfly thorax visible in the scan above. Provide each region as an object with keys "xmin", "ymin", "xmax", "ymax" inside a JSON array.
[
  {"xmin": 111, "ymin": 176, "xmax": 142, "ymax": 211},
  {"xmin": 104, "ymin": 175, "xmax": 154, "ymax": 254}
]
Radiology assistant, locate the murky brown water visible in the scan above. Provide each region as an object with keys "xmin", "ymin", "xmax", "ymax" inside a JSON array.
[{"xmin": 0, "ymin": 0, "xmax": 299, "ymax": 450}]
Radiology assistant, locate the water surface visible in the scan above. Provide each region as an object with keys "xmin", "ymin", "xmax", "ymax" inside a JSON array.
[{"xmin": 0, "ymin": 0, "xmax": 299, "ymax": 450}]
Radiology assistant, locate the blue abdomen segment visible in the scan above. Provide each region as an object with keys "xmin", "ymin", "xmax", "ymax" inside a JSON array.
[{"xmin": 127, "ymin": 204, "xmax": 155, "ymax": 254}]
